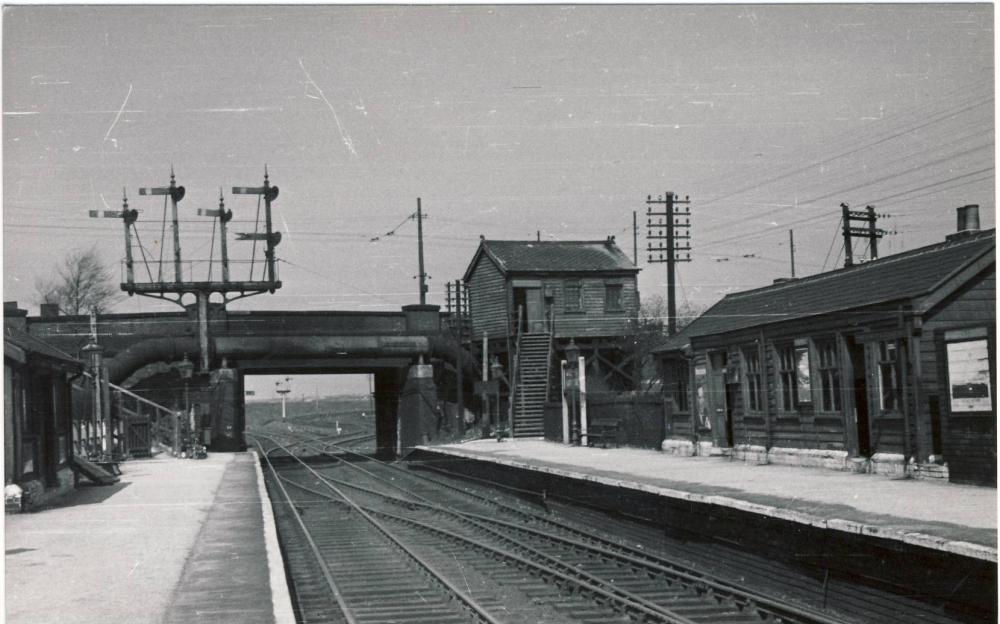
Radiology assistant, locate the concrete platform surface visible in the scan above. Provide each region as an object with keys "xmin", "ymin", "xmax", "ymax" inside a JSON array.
[
  {"xmin": 4, "ymin": 452, "xmax": 294, "ymax": 624},
  {"xmin": 425, "ymin": 439, "xmax": 997, "ymax": 562}
]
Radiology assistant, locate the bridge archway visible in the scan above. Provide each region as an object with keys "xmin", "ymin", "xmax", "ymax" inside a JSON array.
[{"xmin": 24, "ymin": 307, "xmax": 478, "ymax": 456}]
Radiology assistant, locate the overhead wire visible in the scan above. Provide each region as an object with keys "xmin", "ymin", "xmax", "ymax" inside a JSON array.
[
  {"xmin": 369, "ymin": 211, "xmax": 417, "ymax": 243},
  {"xmin": 689, "ymin": 94, "xmax": 994, "ymax": 239},
  {"xmin": 821, "ymin": 216, "xmax": 843, "ymax": 273},
  {"xmin": 278, "ymin": 258, "xmax": 397, "ymax": 304},
  {"xmin": 691, "ymin": 88, "xmax": 994, "ymax": 214}
]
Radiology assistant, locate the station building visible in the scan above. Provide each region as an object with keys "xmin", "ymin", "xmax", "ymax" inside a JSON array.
[
  {"xmin": 4, "ymin": 303, "xmax": 82, "ymax": 509},
  {"xmin": 463, "ymin": 236, "xmax": 640, "ymax": 435},
  {"xmin": 656, "ymin": 211, "xmax": 995, "ymax": 486}
]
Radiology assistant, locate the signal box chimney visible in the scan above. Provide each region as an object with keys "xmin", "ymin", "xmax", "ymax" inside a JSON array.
[{"xmin": 956, "ymin": 204, "xmax": 980, "ymax": 234}]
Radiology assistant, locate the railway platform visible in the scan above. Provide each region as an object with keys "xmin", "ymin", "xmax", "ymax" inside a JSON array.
[
  {"xmin": 419, "ymin": 439, "xmax": 997, "ymax": 562},
  {"xmin": 5, "ymin": 452, "xmax": 294, "ymax": 624}
]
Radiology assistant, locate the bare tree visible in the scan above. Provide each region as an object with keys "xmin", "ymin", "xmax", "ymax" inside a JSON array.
[
  {"xmin": 627, "ymin": 295, "xmax": 704, "ymax": 392},
  {"xmin": 35, "ymin": 246, "xmax": 122, "ymax": 315}
]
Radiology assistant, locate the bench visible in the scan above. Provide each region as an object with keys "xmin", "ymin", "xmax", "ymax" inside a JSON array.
[{"xmin": 587, "ymin": 418, "xmax": 621, "ymax": 448}]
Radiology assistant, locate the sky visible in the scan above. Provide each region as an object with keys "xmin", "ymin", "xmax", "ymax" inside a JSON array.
[{"xmin": 3, "ymin": 5, "xmax": 995, "ymax": 396}]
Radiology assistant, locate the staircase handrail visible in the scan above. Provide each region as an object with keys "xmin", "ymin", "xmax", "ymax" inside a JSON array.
[
  {"xmin": 508, "ymin": 305, "xmax": 523, "ymax": 437},
  {"xmin": 108, "ymin": 381, "xmax": 175, "ymax": 416},
  {"xmin": 107, "ymin": 379, "xmax": 177, "ymax": 448},
  {"xmin": 544, "ymin": 305, "xmax": 556, "ymax": 403}
]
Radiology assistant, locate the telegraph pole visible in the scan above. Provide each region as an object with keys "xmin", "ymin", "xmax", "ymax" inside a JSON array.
[
  {"xmin": 455, "ymin": 279, "xmax": 464, "ymax": 435},
  {"xmin": 789, "ymin": 229, "xmax": 796, "ymax": 278},
  {"xmin": 646, "ymin": 192, "xmax": 691, "ymax": 336},
  {"xmin": 632, "ymin": 210, "xmax": 638, "ymax": 265},
  {"xmin": 417, "ymin": 198, "xmax": 427, "ymax": 304},
  {"xmin": 841, "ymin": 202, "xmax": 887, "ymax": 267}
]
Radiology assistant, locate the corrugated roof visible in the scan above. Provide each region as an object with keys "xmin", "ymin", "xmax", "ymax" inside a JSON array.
[
  {"xmin": 4, "ymin": 324, "xmax": 83, "ymax": 368},
  {"xmin": 472, "ymin": 239, "xmax": 639, "ymax": 275},
  {"xmin": 680, "ymin": 229, "xmax": 995, "ymax": 341}
]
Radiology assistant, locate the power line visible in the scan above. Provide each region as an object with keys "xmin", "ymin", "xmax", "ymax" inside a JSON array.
[
  {"xmin": 694, "ymin": 93, "xmax": 993, "ymax": 214},
  {"xmin": 368, "ymin": 211, "xmax": 418, "ymax": 243},
  {"xmin": 821, "ymin": 216, "xmax": 843, "ymax": 272}
]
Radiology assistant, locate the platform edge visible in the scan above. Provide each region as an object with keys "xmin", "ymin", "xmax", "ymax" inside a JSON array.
[
  {"xmin": 251, "ymin": 449, "xmax": 297, "ymax": 624},
  {"xmin": 418, "ymin": 445, "xmax": 998, "ymax": 563}
]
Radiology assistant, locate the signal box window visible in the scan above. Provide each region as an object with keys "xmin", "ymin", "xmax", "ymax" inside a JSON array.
[
  {"xmin": 605, "ymin": 283, "xmax": 623, "ymax": 312},
  {"xmin": 564, "ymin": 280, "xmax": 582, "ymax": 312}
]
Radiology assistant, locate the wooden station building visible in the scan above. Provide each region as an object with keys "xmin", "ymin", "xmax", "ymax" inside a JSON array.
[
  {"xmin": 657, "ymin": 214, "xmax": 995, "ymax": 486},
  {"xmin": 463, "ymin": 236, "xmax": 640, "ymax": 436},
  {"xmin": 4, "ymin": 303, "xmax": 82, "ymax": 509}
]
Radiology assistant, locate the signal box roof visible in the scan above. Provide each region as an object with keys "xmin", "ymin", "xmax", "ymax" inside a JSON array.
[
  {"xmin": 658, "ymin": 229, "xmax": 995, "ymax": 349},
  {"xmin": 463, "ymin": 237, "xmax": 639, "ymax": 281}
]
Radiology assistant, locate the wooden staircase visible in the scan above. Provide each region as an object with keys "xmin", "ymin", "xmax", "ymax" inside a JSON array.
[{"xmin": 513, "ymin": 332, "xmax": 551, "ymax": 437}]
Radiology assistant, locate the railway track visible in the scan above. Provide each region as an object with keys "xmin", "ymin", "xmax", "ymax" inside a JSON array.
[{"xmin": 252, "ymin": 428, "xmax": 854, "ymax": 624}]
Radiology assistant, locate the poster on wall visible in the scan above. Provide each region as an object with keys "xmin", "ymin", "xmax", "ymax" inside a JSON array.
[{"xmin": 947, "ymin": 340, "xmax": 992, "ymax": 413}]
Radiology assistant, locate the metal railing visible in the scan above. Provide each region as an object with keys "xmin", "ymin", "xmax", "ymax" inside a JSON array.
[
  {"xmin": 108, "ymin": 382, "xmax": 177, "ymax": 455},
  {"xmin": 73, "ymin": 373, "xmax": 177, "ymax": 460},
  {"xmin": 120, "ymin": 257, "xmax": 279, "ymax": 284},
  {"xmin": 509, "ymin": 305, "xmax": 524, "ymax": 437},
  {"xmin": 544, "ymin": 305, "xmax": 556, "ymax": 403}
]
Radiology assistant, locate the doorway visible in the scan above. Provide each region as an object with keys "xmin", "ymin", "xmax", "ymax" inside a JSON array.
[
  {"xmin": 707, "ymin": 351, "xmax": 730, "ymax": 447},
  {"xmin": 512, "ymin": 286, "xmax": 544, "ymax": 333},
  {"xmin": 724, "ymin": 382, "xmax": 738, "ymax": 448},
  {"xmin": 847, "ymin": 338, "xmax": 871, "ymax": 456}
]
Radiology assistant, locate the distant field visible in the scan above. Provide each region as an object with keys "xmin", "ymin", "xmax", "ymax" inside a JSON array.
[{"xmin": 245, "ymin": 395, "xmax": 374, "ymax": 434}]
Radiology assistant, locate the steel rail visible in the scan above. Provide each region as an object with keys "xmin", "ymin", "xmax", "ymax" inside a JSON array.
[
  {"xmin": 252, "ymin": 433, "xmax": 505, "ymax": 624},
  {"xmin": 252, "ymin": 438, "xmax": 359, "ymax": 624},
  {"xmin": 272, "ymin": 471, "xmax": 700, "ymax": 624},
  {"xmin": 286, "ymin": 467, "xmax": 722, "ymax": 616},
  {"xmin": 291, "ymin": 433, "xmax": 849, "ymax": 624}
]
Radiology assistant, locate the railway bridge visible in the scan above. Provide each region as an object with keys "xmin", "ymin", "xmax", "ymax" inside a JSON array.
[{"xmin": 23, "ymin": 304, "xmax": 471, "ymax": 455}]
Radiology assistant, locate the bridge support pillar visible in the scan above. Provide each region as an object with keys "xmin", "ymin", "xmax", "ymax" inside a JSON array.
[
  {"xmin": 396, "ymin": 361, "xmax": 440, "ymax": 457},
  {"xmin": 205, "ymin": 366, "xmax": 244, "ymax": 452},
  {"xmin": 373, "ymin": 369, "xmax": 403, "ymax": 459}
]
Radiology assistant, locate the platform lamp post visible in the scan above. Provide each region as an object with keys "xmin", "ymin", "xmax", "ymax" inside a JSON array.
[
  {"xmin": 563, "ymin": 339, "xmax": 581, "ymax": 445},
  {"xmin": 176, "ymin": 354, "xmax": 194, "ymax": 457}
]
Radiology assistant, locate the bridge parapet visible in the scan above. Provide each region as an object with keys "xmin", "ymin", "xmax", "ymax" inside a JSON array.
[{"xmin": 25, "ymin": 306, "xmax": 453, "ymax": 381}]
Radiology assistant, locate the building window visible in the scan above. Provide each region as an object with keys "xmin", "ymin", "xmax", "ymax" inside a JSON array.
[
  {"xmin": 564, "ymin": 280, "xmax": 582, "ymax": 312},
  {"xmin": 778, "ymin": 346, "xmax": 796, "ymax": 411},
  {"xmin": 778, "ymin": 341, "xmax": 813, "ymax": 410},
  {"xmin": 793, "ymin": 341, "xmax": 812, "ymax": 404},
  {"xmin": 876, "ymin": 340, "xmax": 900, "ymax": 411},
  {"xmin": 605, "ymin": 283, "xmax": 623, "ymax": 311},
  {"xmin": 743, "ymin": 349, "xmax": 763, "ymax": 412},
  {"xmin": 946, "ymin": 338, "xmax": 992, "ymax": 413},
  {"xmin": 816, "ymin": 340, "xmax": 841, "ymax": 412}
]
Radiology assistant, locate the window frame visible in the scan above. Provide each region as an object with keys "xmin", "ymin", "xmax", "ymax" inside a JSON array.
[
  {"xmin": 777, "ymin": 344, "xmax": 797, "ymax": 412},
  {"xmin": 563, "ymin": 279, "xmax": 583, "ymax": 313},
  {"xmin": 604, "ymin": 282, "xmax": 624, "ymax": 312},
  {"xmin": 742, "ymin": 347, "xmax": 763, "ymax": 413},
  {"xmin": 792, "ymin": 340, "xmax": 812, "ymax": 405},
  {"xmin": 815, "ymin": 338, "xmax": 842, "ymax": 413}
]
